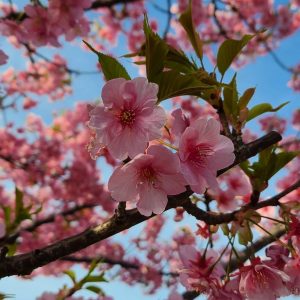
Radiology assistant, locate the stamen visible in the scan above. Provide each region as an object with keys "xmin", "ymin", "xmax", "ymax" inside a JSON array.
[{"xmin": 119, "ymin": 109, "xmax": 136, "ymax": 126}]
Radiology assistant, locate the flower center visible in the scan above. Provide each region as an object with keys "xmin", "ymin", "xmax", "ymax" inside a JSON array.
[
  {"xmin": 189, "ymin": 143, "xmax": 214, "ymax": 167},
  {"xmin": 139, "ymin": 166, "xmax": 157, "ymax": 185},
  {"xmin": 119, "ymin": 109, "xmax": 136, "ymax": 126}
]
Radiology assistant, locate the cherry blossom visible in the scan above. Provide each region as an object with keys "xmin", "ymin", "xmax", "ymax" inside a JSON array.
[
  {"xmin": 178, "ymin": 117, "xmax": 235, "ymax": 194},
  {"xmin": 238, "ymin": 257, "xmax": 290, "ymax": 300},
  {"xmin": 108, "ymin": 145, "xmax": 186, "ymax": 216},
  {"xmin": 88, "ymin": 77, "xmax": 166, "ymax": 160},
  {"xmin": 178, "ymin": 245, "xmax": 224, "ymax": 293}
]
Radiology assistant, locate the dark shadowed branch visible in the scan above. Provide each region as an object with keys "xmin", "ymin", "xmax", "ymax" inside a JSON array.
[{"xmin": 0, "ymin": 131, "xmax": 283, "ymax": 279}]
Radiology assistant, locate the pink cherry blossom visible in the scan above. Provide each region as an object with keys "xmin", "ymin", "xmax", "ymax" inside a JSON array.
[
  {"xmin": 284, "ymin": 256, "xmax": 300, "ymax": 295},
  {"xmin": 108, "ymin": 145, "xmax": 186, "ymax": 216},
  {"xmin": 178, "ymin": 117, "xmax": 235, "ymax": 194},
  {"xmin": 22, "ymin": 5, "xmax": 60, "ymax": 47},
  {"xmin": 292, "ymin": 109, "xmax": 300, "ymax": 130},
  {"xmin": 238, "ymin": 257, "xmax": 290, "ymax": 300},
  {"xmin": 88, "ymin": 77, "xmax": 166, "ymax": 160},
  {"xmin": 259, "ymin": 114, "xmax": 287, "ymax": 134},
  {"xmin": 178, "ymin": 245, "xmax": 224, "ymax": 293},
  {"xmin": 212, "ymin": 167, "xmax": 252, "ymax": 211},
  {"xmin": 265, "ymin": 245, "xmax": 289, "ymax": 270}
]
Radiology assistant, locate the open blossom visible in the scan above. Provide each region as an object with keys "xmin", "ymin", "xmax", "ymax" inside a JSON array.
[
  {"xmin": 88, "ymin": 77, "xmax": 166, "ymax": 160},
  {"xmin": 108, "ymin": 145, "xmax": 186, "ymax": 216},
  {"xmin": 22, "ymin": 5, "xmax": 60, "ymax": 47},
  {"xmin": 178, "ymin": 118, "xmax": 235, "ymax": 194},
  {"xmin": 212, "ymin": 167, "xmax": 252, "ymax": 211},
  {"xmin": 284, "ymin": 256, "xmax": 300, "ymax": 295},
  {"xmin": 238, "ymin": 257, "xmax": 290, "ymax": 300},
  {"xmin": 178, "ymin": 245, "xmax": 224, "ymax": 293}
]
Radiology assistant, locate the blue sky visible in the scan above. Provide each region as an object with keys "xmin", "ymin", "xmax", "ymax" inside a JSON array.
[{"xmin": 0, "ymin": 0, "xmax": 300, "ymax": 299}]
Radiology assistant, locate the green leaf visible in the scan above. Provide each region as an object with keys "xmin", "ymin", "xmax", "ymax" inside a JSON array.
[
  {"xmin": 238, "ymin": 87, "xmax": 256, "ymax": 109},
  {"xmin": 84, "ymin": 275, "xmax": 107, "ymax": 283},
  {"xmin": 64, "ymin": 270, "xmax": 77, "ymax": 284},
  {"xmin": 164, "ymin": 45, "xmax": 198, "ymax": 73},
  {"xmin": 221, "ymin": 224, "xmax": 230, "ymax": 236},
  {"xmin": 223, "ymin": 73, "xmax": 238, "ymax": 122},
  {"xmin": 15, "ymin": 188, "xmax": 24, "ymax": 215},
  {"xmin": 179, "ymin": 0, "xmax": 203, "ymax": 59},
  {"xmin": 246, "ymin": 101, "xmax": 289, "ymax": 122},
  {"xmin": 143, "ymin": 15, "xmax": 169, "ymax": 82},
  {"xmin": 83, "ymin": 41, "xmax": 130, "ymax": 81},
  {"xmin": 156, "ymin": 70, "xmax": 213, "ymax": 102},
  {"xmin": 238, "ymin": 222, "xmax": 253, "ymax": 246},
  {"xmin": 267, "ymin": 151, "xmax": 298, "ymax": 180},
  {"xmin": 88, "ymin": 259, "xmax": 102, "ymax": 273},
  {"xmin": 85, "ymin": 285, "xmax": 103, "ymax": 295},
  {"xmin": 6, "ymin": 243, "xmax": 17, "ymax": 256},
  {"xmin": 248, "ymin": 146, "xmax": 298, "ymax": 191},
  {"xmin": 2, "ymin": 206, "xmax": 11, "ymax": 229},
  {"xmin": 217, "ymin": 35, "xmax": 254, "ymax": 76}
]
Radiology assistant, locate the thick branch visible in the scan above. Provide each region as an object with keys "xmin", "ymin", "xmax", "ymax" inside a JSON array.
[
  {"xmin": 183, "ymin": 178, "xmax": 299, "ymax": 225},
  {"xmin": 0, "ymin": 131, "xmax": 282, "ymax": 278},
  {"xmin": 90, "ymin": 0, "xmax": 141, "ymax": 9}
]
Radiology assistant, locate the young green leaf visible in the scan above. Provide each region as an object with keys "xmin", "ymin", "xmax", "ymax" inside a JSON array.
[
  {"xmin": 85, "ymin": 285, "xmax": 103, "ymax": 295},
  {"xmin": 178, "ymin": 0, "xmax": 203, "ymax": 60},
  {"xmin": 238, "ymin": 222, "xmax": 253, "ymax": 246},
  {"xmin": 238, "ymin": 87, "xmax": 256, "ymax": 109},
  {"xmin": 64, "ymin": 270, "xmax": 77, "ymax": 284},
  {"xmin": 84, "ymin": 275, "xmax": 107, "ymax": 283},
  {"xmin": 246, "ymin": 101, "xmax": 289, "ymax": 122},
  {"xmin": 217, "ymin": 35, "xmax": 254, "ymax": 76},
  {"xmin": 223, "ymin": 73, "xmax": 238, "ymax": 123},
  {"xmin": 83, "ymin": 41, "xmax": 130, "ymax": 81},
  {"xmin": 143, "ymin": 15, "xmax": 169, "ymax": 82},
  {"xmin": 156, "ymin": 70, "xmax": 213, "ymax": 102}
]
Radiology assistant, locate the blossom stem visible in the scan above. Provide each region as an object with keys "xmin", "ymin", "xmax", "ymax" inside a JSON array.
[
  {"xmin": 247, "ymin": 218, "xmax": 288, "ymax": 249},
  {"xmin": 157, "ymin": 139, "xmax": 178, "ymax": 151},
  {"xmin": 259, "ymin": 215, "xmax": 287, "ymax": 225}
]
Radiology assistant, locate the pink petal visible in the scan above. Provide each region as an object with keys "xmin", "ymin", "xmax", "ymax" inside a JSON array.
[
  {"xmin": 158, "ymin": 173, "xmax": 187, "ymax": 195},
  {"xmin": 108, "ymin": 166, "xmax": 139, "ymax": 202},
  {"xmin": 101, "ymin": 78, "xmax": 127, "ymax": 108},
  {"xmin": 147, "ymin": 145, "xmax": 180, "ymax": 174},
  {"xmin": 137, "ymin": 185, "xmax": 168, "ymax": 216}
]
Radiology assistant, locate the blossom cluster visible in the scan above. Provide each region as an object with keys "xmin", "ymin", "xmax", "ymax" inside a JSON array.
[
  {"xmin": 0, "ymin": 1, "xmax": 91, "ymax": 47},
  {"xmin": 176, "ymin": 240, "xmax": 300, "ymax": 300},
  {"xmin": 0, "ymin": 55, "xmax": 71, "ymax": 101},
  {"xmin": 88, "ymin": 77, "xmax": 235, "ymax": 216}
]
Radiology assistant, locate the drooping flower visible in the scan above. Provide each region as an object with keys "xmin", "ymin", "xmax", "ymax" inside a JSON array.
[
  {"xmin": 238, "ymin": 257, "xmax": 290, "ymax": 300},
  {"xmin": 178, "ymin": 245, "xmax": 224, "ymax": 294},
  {"xmin": 108, "ymin": 145, "xmax": 186, "ymax": 216},
  {"xmin": 88, "ymin": 77, "xmax": 166, "ymax": 160},
  {"xmin": 178, "ymin": 117, "xmax": 235, "ymax": 194},
  {"xmin": 284, "ymin": 256, "xmax": 300, "ymax": 295}
]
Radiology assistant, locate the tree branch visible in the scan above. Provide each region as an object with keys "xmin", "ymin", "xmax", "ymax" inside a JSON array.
[
  {"xmin": 183, "ymin": 179, "xmax": 299, "ymax": 224},
  {"xmin": 0, "ymin": 131, "xmax": 282, "ymax": 279},
  {"xmin": 89, "ymin": 0, "xmax": 141, "ymax": 9}
]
